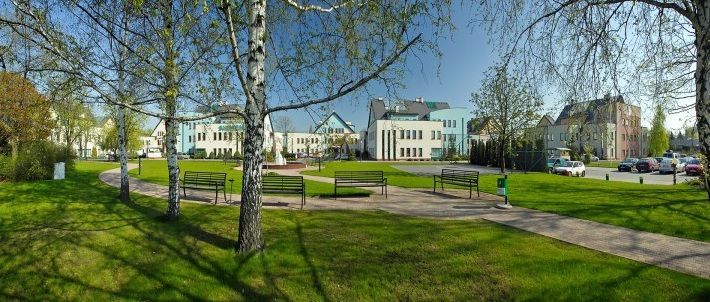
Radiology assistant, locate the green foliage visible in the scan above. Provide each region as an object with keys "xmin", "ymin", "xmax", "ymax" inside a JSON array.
[
  {"xmin": 263, "ymin": 150, "xmax": 275, "ymax": 162},
  {"xmin": 208, "ymin": 151, "xmax": 215, "ymax": 159},
  {"xmin": 98, "ymin": 111, "xmax": 144, "ymax": 154},
  {"xmin": 649, "ymin": 105, "xmax": 669, "ymax": 156},
  {"xmin": 193, "ymin": 150, "xmax": 206, "ymax": 159},
  {"xmin": 91, "ymin": 146, "xmax": 98, "ymax": 158},
  {"xmin": 0, "ymin": 140, "xmax": 76, "ymax": 181}
]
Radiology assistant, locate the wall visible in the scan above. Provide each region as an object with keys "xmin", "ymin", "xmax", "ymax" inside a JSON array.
[
  {"xmin": 428, "ymin": 108, "xmax": 469, "ymax": 156},
  {"xmin": 367, "ymin": 120, "xmax": 443, "ymax": 160}
]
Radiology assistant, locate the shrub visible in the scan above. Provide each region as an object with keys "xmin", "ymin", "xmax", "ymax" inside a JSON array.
[
  {"xmin": 91, "ymin": 147, "xmax": 98, "ymax": 158},
  {"xmin": 208, "ymin": 151, "xmax": 215, "ymax": 159},
  {"xmin": 0, "ymin": 140, "xmax": 76, "ymax": 181},
  {"xmin": 193, "ymin": 150, "xmax": 206, "ymax": 159}
]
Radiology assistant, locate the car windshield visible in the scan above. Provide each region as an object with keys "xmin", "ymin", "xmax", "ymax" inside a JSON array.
[
  {"xmin": 562, "ymin": 162, "xmax": 575, "ymax": 167},
  {"xmin": 688, "ymin": 159, "xmax": 701, "ymax": 165},
  {"xmin": 547, "ymin": 159, "xmax": 557, "ymax": 164},
  {"xmin": 621, "ymin": 158, "xmax": 635, "ymax": 163}
]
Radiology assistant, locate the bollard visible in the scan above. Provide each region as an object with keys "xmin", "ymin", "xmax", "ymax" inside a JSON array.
[
  {"xmin": 605, "ymin": 173, "xmax": 609, "ymax": 181},
  {"xmin": 673, "ymin": 168, "xmax": 677, "ymax": 185},
  {"xmin": 318, "ymin": 157, "xmax": 321, "ymax": 172},
  {"xmin": 639, "ymin": 176, "xmax": 643, "ymax": 184}
]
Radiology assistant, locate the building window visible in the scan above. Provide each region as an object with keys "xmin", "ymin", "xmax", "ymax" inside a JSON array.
[
  {"xmin": 442, "ymin": 134, "xmax": 446, "ymax": 142},
  {"xmin": 418, "ymin": 130, "xmax": 422, "ymax": 140},
  {"xmin": 406, "ymin": 130, "xmax": 411, "ymax": 139},
  {"xmin": 188, "ymin": 136, "xmax": 192, "ymax": 143},
  {"xmin": 431, "ymin": 130, "xmax": 435, "ymax": 140},
  {"xmin": 213, "ymin": 133, "xmax": 217, "ymax": 141},
  {"xmin": 453, "ymin": 120, "xmax": 456, "ymax": 128},
  {"xmin": 400, "ymin": 130, "xmax": 405, "ymax": 139},
  {"xmin": 593, "ymin": 133, "xmax": 598, "ymax": 140},
  {"xmin": 218, "ymin": 132, "xmax": 222, "ymax": 141},
  {"xmin": 437, "ymin": 131, "xmax": 441, "ymax": 140},
  {"xmin": 418, "ymin": 148, "xmax": 422, "ymax": 157},
  {"xmin": 412, "ymin": 130, "xmax": 417, "ymax": 140},
  {"xmin": 406, "ymin": 148, "xmax": 411, "ymax": 157},
  {"xmin": 560, "ymin": 133, "xmax": 564, "ymax": 141},
  {"xmin": 229, "ymin": 132, "xmax": 233, "ymax": 140},
  {"xmin": 400, "ymin": 148, "xmax": 404, "ymax": 157}
]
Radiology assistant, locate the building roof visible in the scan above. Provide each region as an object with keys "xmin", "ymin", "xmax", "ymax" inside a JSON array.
[
  {"xmin": 554, "ymin": 95, "xmax": 628, "ymax": 125},
  {"xmin": 313, "ymin": 111, "xmax": 355, "ymax": 133},
  {"xmin": 370, "ymin": 98, "xmax": 450, "ymax": 121},
  {"xmin": 468, "ymin": 117, "xmax": 496, "ymax": 135}
]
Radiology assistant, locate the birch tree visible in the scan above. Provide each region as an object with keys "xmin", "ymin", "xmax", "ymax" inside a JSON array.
[{"xmin": 217, "ymin": 0, "xmax": 452, "ymax": 252}]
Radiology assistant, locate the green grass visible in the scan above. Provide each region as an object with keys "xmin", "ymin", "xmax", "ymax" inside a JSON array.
[
  {"xmin": 586, "ymin": 160, "xmax": 620, "ymax": 168},
  {"xmin": 304, "ymin": 161, "xmax": 710, "ymax": 242},
  {"xmin": 1, "ymin": 162, "xmax": 709, "ymax": 300},
  {"xmin": 129, "ymin": 160, "xmax": 369, "ymax": 197}
]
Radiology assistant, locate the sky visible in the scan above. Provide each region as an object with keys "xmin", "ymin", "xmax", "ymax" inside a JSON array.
[{"xmin": 268, "ymin": 5, "xmax": 696, "ymax": 134}]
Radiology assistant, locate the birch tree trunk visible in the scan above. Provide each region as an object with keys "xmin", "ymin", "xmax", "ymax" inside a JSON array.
[
  {"xmin": 117, "ymin": 8, "xmax": 130, "ymax": 203},
  {"xmin": 237, "ymin": 0, "xmax": 267, "ymax": 253},
  {"xmin": 695, "ymin": 6, "xmax": 710, "ymax": 201},
  {"xmin": 117, "ymin": 104, "xmax": 130, "ymax": 202},
  {"xmin": 163, "ymin": 0, "xmax": 181, "ymax": 219}
]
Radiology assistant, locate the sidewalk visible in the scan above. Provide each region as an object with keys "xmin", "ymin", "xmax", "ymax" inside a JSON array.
[{"xmin": 100, "ymin": 164, "xmax": 710, "ymax": 279}]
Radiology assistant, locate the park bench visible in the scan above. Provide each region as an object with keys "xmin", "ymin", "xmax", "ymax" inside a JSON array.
[
  {"xmin": 433, "ymin": 169, "xmax": 479, "ymax": 198},
  {"xmin": 262, "ymin": 175, "xmax": 306, "ymax": 209},
  {"xmin": 334, "ymin": 171, "xmax": 387, "ymax": 199},
  {"xmin": 180, "ymin": 171, "xmax": 227, "ymax": 204}
]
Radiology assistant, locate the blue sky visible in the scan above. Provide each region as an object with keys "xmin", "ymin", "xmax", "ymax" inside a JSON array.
[
  {"xmin": 269, "ymin": 5, "xmax": 695, "ymax": 134},
  {"xmin": 270, "ymin": 5, "xmax": 495, "ymax": 133}
]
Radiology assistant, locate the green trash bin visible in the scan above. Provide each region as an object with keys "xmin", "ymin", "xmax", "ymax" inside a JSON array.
[{"xmin": 497, "ymin": 178, "xmax": 508, "ymax": 196}]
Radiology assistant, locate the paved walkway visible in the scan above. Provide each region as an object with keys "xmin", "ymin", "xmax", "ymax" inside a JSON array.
[{"xmin": 100, "ymin": 164, "xmax": 710, "ymax": 279}]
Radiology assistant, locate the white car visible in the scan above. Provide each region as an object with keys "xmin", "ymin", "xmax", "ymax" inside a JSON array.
[
  {"xmin": 659, "ymin": 158, "xmax": 686, "ymax": 174},
  {"xmin": 554, "ymin": 161, "xmax": 586, "ymax": 177}
]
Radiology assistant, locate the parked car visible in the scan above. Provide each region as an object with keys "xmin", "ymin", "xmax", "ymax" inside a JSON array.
[
  {"xmin": 554, "ymin": 161, "xmax": 586, "ymax": 177},
  {"xmin": 663, "ymin": 151, "xmax": 681, "ymax": 159},
  {"xmin": 677, "ymin": 157, "xmax": 691, "ymax": 172},
  {"xmin": 590, "ymin": 156, "xmax": 600, "ymax": 162},
  {"xmin": 145, "ymin": 148, "xmax": 162, "ymax": 159},
  {"xmin": 658, "ymin": 158, "xmax": 678, "ymax": 174},
  {"xmin": 685, "ymin": 158, "xmax": 704, "ymax": 176},
  {"xmin": 177, "ymin": 152, "xmax": 191, "ymax": 160},
  {"xmin": 635, "ymin": 158, "xmax": 659, "ymax": 173},
  {"xmin": 547, "ymin": 157, "xmax": 567, "ymax": 173},
  {"xmin": 617, "ymin": 158, "xmax": 638, "ymax": 172},
  {"xmin": 654, "ymin": 157, "xmax": 665, "ymax": 164}
]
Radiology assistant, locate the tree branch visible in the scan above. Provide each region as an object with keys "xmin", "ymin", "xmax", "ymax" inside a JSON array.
[{"xmin": 266, "ymin": 33, "xmax": 422, "ymax": 114}]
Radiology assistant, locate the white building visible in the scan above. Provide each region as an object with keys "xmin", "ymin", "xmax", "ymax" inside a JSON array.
[
  {"xmin": 147, "ymin": 105, "xmax": 280, "ymax": 158},
  {"xmin": 50, "ymin": 112, "xmax": 114, "ymax": 158},
  {"xmin": 283, "ymin": 111, "xmax": 360, "ymax": 157},
  {"xmin": 365, "ymin": 98, "xmax": 461, "ymax": 160}
]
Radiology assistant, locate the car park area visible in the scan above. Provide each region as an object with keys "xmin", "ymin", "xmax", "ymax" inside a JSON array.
[{"xmin": 584, "ymin": 167, "xmax": 698, "ymax": 185}]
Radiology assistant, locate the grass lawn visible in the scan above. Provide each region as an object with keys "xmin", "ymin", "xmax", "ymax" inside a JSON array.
[
  {"xmin": 305, "ymin": 161, "xmax": 710, "ymax": 242},
  {"xmin": 128, "ymin": 159, "xmax": 369, "ymax": 197},
  {"xmin": 586, "ymin": 160, "xmax": 620, "ymax": 168},
  {"xmin": 0, "ymin": 162, "xmax": 708, "ymax": 300}
]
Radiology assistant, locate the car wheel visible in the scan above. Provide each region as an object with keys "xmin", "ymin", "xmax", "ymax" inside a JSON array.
[{"xmin": 581, "ymin": 171, "xmax": 585, "ymax": 177}]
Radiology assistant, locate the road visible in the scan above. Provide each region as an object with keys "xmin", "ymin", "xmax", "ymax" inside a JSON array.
[
  {"xmin": 584, "ymin": 167, "xmax": 697, "ymax": 185},
  {"xmin": 392, "ymin": 164, "xmax": 697, "ymax": 186}
]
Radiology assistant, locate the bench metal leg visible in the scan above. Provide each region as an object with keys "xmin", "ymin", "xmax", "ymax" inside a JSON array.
[
  {"xmin": 477, "ymin": 185, "xmax": 480, "ymax": 197},
  {"xmin": 215, "ymin": 187, "xmax": 218, "ymax": 205},
  {"xmin": 433, "ymin": 178, "xmax": 436, "ymax": 193},
  {"xmin": 334, "ymin": 184, "xmax": 337, "ymax": 200},
  {"xmin": 183, "ymin": 186, "xmax": 187, "ymax": 198},
  {"xmin": 469, "ymin": 185, "xmax": 472, "ymax": 199},
  {"xmin": 223, "ymin": 189, "xmax": 227, "ymax": 204},
  {"xmin": 385, "ymin": 184, "xmax": 387, "ymax": 199}
]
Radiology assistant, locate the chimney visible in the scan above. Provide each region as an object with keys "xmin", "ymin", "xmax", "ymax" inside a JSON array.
[{"xmin": 415, "ymin": 97, "xmax": 424, "ymax": 103}]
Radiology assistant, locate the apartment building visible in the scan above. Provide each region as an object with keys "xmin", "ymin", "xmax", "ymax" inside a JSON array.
[
  {"xmin": 365, "ymin": 97, "xmax": 466, "ymax": 160},
  {"xmin": 534, "ymin": 95, "xmax": 646, "ymax": 160}
]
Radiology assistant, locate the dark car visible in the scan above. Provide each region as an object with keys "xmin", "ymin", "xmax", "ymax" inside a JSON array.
[
  {"xmin": 654, "ymin": 157, "xmax": 665, "ymax": 163},
  {"xmin": 618, "ymin": 158, "xmax": 639, "ymax": 172},
  {"xmin": 685, "ymin": 159, "xmax": 704, "ymax": 176},
  {"xmin": 635, "ymin": 158, "xmax": 659, "ymax": 173}
]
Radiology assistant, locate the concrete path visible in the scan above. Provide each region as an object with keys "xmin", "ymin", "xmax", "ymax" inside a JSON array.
[{"xmin": 100, "ymin": 164, "xmax": 710, "ymax": 279}]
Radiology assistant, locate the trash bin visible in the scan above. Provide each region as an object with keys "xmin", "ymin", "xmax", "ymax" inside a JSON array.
[
  {"xmin": 53, "ymin": 162, "xmax": 65, "ymax": 180},
  {"xmin": 497, "ymin": 178, "xmax": 508, "ymax": 196}
]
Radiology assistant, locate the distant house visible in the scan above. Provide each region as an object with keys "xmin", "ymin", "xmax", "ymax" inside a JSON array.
[
  {"xmin": 534, "ymin": 95, "xmax": 645, "ymax": 160},
  {"xmin": 282, "ymin": 111, "xmax": 360, "ymax": 157},
  {"xmin": 467, "ymin": 117, "xmax": 497, "ymax": 142}
]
